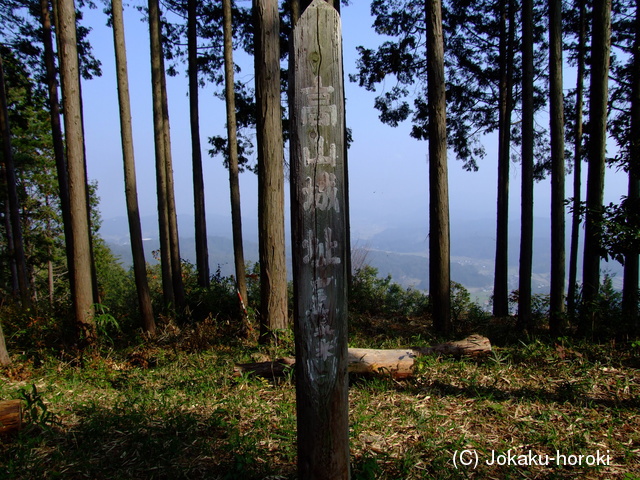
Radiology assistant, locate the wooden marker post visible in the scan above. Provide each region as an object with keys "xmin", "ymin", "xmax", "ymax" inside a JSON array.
[{"xmin": 290, "ymin": 0, "xmax": 349, "ymax": 478}]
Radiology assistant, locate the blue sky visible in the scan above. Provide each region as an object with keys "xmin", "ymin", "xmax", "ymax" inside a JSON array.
[{"xmin": 78, "ymin": 0, "xmax": 629, "ymax": 246}]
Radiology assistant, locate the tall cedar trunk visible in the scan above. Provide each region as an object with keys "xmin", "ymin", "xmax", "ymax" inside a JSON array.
[
  {"xmin": 223, "ymin": 0, "xmax": 248, "ymax": 313},
  {"xmin": 148, "ymin": 0, "xmax": 174, "ymax": 308},
  {"xmin": 111, "ymin": 0, "xmax": 156, "ymax": 336},
  {"xmin": 51, "ymin": 0, "xmax": 99, "ymax": 307},
  {"xmin": 622, "ymin": 0, "xmax": 640, "ymax": 330},
  {"xmin": 426, "ymin": 0, "xmax": 451, "ymax": 334},
  {"xmin": 581, "ymin": 0, "xmax": 611, "ymax": 334},
  {"xmin": 160, "ymin": 53, "xmax": 185, "ymax": 310},
  {"xmin": 0, "ymin": 321, "xmax": 9, "ymax": 366},
  {"xmin": 57, "ymin": 0, "xmax": 95, "ymax": 340},
  {"xmin": 2, "ymin": 198, "xmax": 18, "ymax": 296},
  {"xmin": 48, "ymin": 256, "xmax": 54, "ymax": 305},
  {"xmin": 549, "ymin": 0, "xmax": 566, "ymax": 334},
  {"xmin": 188, "ymin": 0, "xmax": 210, "ymax": 288},
  {"xmin": 518, "ymin": 0, "xmax": 534, "ymax": 331},
  {"xmin": 77, "ymin": 78, "xmax": 100, "ymax": 306},
  {"xmin": 0, "ymin": 54, "xmax": 31, "ymax": 307},
  {"xmin": 493, "ymin": 0, "xmax": 515, "ymax": 318},
  {"xmin": 54, "ymin": 0, "xmax": 99, "ymax": 308},
  {"xmin": 254, "ymin": 0, "xmax": 288, "ymax": 342},
  {"xmin": 568, "ymin": 0, "xmax": 586, "ymax": 314},
  {"xmin": 39, "ymin": 0, "xmax": 76, "ymax": 302},
  {"xmin": 53, "ymin": 0, "xmax": 100, "ymax": 303}
]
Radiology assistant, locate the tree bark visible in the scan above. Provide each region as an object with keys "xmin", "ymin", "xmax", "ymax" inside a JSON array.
[
  {"xmin": 254, "ymin": 0, "xmax": 288, "ymax": 342},
  {"xmin": 3, "ymin": 200, "xmax": 18, "ymax": 297},
  {"xmin": 568, "ymin": 0, "xmax": 586, "ymax": 315},
  {"xmin": 426, "ymin": 0, "xmax": 451, "ymax": 334},
  {"xmin": 39, "ymin": 0, "xmax": 76, "ymax": 306},
  {"xmin": 234, "ymin": 335, "xmax": 492, "ymax": 379},
  {"xmin": 148, "ymin": 0, "xmax": 174, "ymax": 308},
  {"xmin": 549, "ymin": 0, "xmax": 566, "ymax": 334},
  {"xmin": 111, "ymin": 0, "xmax": 156, "ymax": 336},
  {"xmin": 493, "ymin": 0, "xmax": 515, "ymax": 318},
  {"xmin": 160, "ymin": 53, "xmax": 185, "ymax": 310},
  {"xmin": 0, "ymin": 400, "xmax": 21, "ymax": 434},
  {"xmin": 0, "ymin": 322, "xmax": 10, "ymax": 366},
  {"xmin": 223, "ymin": 0, "xmax": 248, "ymax": 315},
  {"xmin": 623, "ymin": 0, "xmax": 640, "ymax": 331},
  {"xmin": 0, "ymin": 54, "xmax": 31, "ymax": 308},
  {"xmin": 582, "ymin": 0, "xmax": 611, "ymax": 334},
  {"xmin": 188, "ymin": 0, "xmax": 210, "ymax": 289},
  {"xmin": 57, "ymin": 0, "xmax": 95, "ymax": 340},
  {"xmin": 518, "ymin": 0, "xmax": 534, "ymax": 332}
]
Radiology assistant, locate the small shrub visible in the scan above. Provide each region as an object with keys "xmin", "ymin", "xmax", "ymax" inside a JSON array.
[{"xmin": 350, "ymin": 265, "xmax": 429, "ymax": 317}]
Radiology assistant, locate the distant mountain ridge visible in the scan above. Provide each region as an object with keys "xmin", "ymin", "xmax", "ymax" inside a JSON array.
[{"xmin": 102, "ymin": 213, "xmax": 624, "ymax": 297}]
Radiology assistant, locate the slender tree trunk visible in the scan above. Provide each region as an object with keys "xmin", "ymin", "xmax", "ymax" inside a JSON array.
[
  {"xmin": 0, "ymin": 321, "xmax": 9, "ymax": 366},
  {"xmin": 56, "ymin": 0, "xmax": 95, "ymax": 341},
  {"xmin": 568, "ymin": 0, "xmax": 586, "ymax": 315},
  {"xmin": 493, "ymin": 0, "xmax": 515, "ymax": 318},
  {"xmin": 48, "ymin": 257, "xmax": 54, "ymax": 306},
  {"xmin": 0, "ymin": 54, "xmax": 31, "ymax": 308},
  {"xmin": 622, "ymin": 0, "xmax": 639, "ymax": 330},
  {"xmin": 52, "ymin": 0, "xmax": 98, "ymax": 307},
  {"xmin": 223, "ymin": 0, "xmax": 248, "ymax": 314},
  {"xmin": 51, "ymin": 0, "xmax": 98, "ymax": 306},
  {"xmin": 549, "ymin": 0, "xmax": 566, "ymax": 335},
  {"xmin": 111, "ymin": 0, "xmax": 156, "ymax": 336},
  {"xmin": 160, "ymin": 53, "xmax": 185, "ymax": 310},
  {"xmin": 188, "ymin": 0, "xmax": 210, "ymax": 288},
  {"xmin": 581, "ymin": 0, "xmax": 611, "ymax": 334},
  {"xmin": 426, "ymin": 0, "xmax": 450, "ymax": 334},
  {"xmin": 519, "ymin": 0, "xmax": 534, "ymax": 332},
  {"xmin": 2, "ymin": 198, "xmax": 18, "ymax": 297},
  {"xmin": 50, "ymin": 0, "xmax": 99, "ymax": 307},
  {"xmin": 39, "ymin": 0, "xmax": 76, "ymax": 303},
  {"xmin": 254, "ymin": 0, "xmax": 289, "ymax": 343},
  {"xmin": 148, "ymin": 0, "xmax": 174, "ymax": 308}
]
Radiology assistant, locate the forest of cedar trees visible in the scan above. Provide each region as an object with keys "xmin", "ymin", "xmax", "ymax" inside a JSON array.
[{"xmin": 0, "ymin": 0, "xmax": 639, "ymax": 478}]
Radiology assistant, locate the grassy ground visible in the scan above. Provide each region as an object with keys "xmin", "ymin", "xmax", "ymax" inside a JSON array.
[{"xmin": 1, "ymin": 317, "xmax": 639, "ymax": 479}]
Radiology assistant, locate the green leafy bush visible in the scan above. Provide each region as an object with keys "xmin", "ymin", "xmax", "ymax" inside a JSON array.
[{"xmin": 349, "ymin": 265, "xmax": 429, "ymax": 317}]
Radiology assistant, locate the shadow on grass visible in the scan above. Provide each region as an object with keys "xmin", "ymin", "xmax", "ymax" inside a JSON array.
[
  {"xmin": 404, "ymin": 378, "xmax": 640, "ymax": 411},
  {"xmin": 2, "ymin": 403, "xmax": 296, "ymax": 480}
]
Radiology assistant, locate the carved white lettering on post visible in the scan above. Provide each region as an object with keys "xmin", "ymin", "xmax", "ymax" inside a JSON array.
[
  {"xmin": 302, "ymin": 228, "xmax": 341, "ymax": 267},
  {"xmin": 303, "ymin": 134, "xmax": 337, "ymax": 167},
  {"xmin": 302, "ymin": 173, "xmax": 340, "ymax": 212},
  {"xmin": 302, "ymin": 77, "xmax": 337, "ymax": 127},
  {"xmin": 291, "ymin": 1, "xmax": 349, "ymax": 477}
]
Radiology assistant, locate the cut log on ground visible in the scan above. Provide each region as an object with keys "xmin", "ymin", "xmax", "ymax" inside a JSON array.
[
  {"xmin": 0, "ymin": 400, "xmax": 22, "ymax": 436},
  {"xmin": 234, "ymin": 335, "xmax": 491, "ymax": 379}
]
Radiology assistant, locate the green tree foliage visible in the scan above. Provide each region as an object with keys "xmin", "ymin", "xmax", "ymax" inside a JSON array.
[
  {"xmin": 0, "ymin": 0, "xmax": 101, "ymax": 87},
  {"xmin": 598, "ymin": 197, "xmax": 640, "ymax": 264},
  {"xmin": 0, "ymin": 48, "xmax": 130, "ymax": 339},
  {"xmin": 350, "ymin": 265, "xmax": 429, "ymax": 317},
  {"xmin": 0, "ymin": 46, "xmax": 62, "ymax": 304}
]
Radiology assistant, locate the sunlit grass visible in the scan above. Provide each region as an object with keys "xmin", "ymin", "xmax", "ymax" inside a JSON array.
[{"xmin": 1, "ymin": 320, "xmax": 639, "ymax": 479}]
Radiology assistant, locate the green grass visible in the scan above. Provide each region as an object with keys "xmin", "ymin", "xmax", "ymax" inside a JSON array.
[{"xmin": 1, "ymin": 318, "xmax": 639, "ymax": 479}]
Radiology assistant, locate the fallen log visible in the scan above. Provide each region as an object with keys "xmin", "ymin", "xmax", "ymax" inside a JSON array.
[
  {"xmin": 0, "ymin": 400, "xmax": 22, "ymax": 436},
  {"xmin": 234, "ymin": 335, "xmax": 491, "ymax": 379}
]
